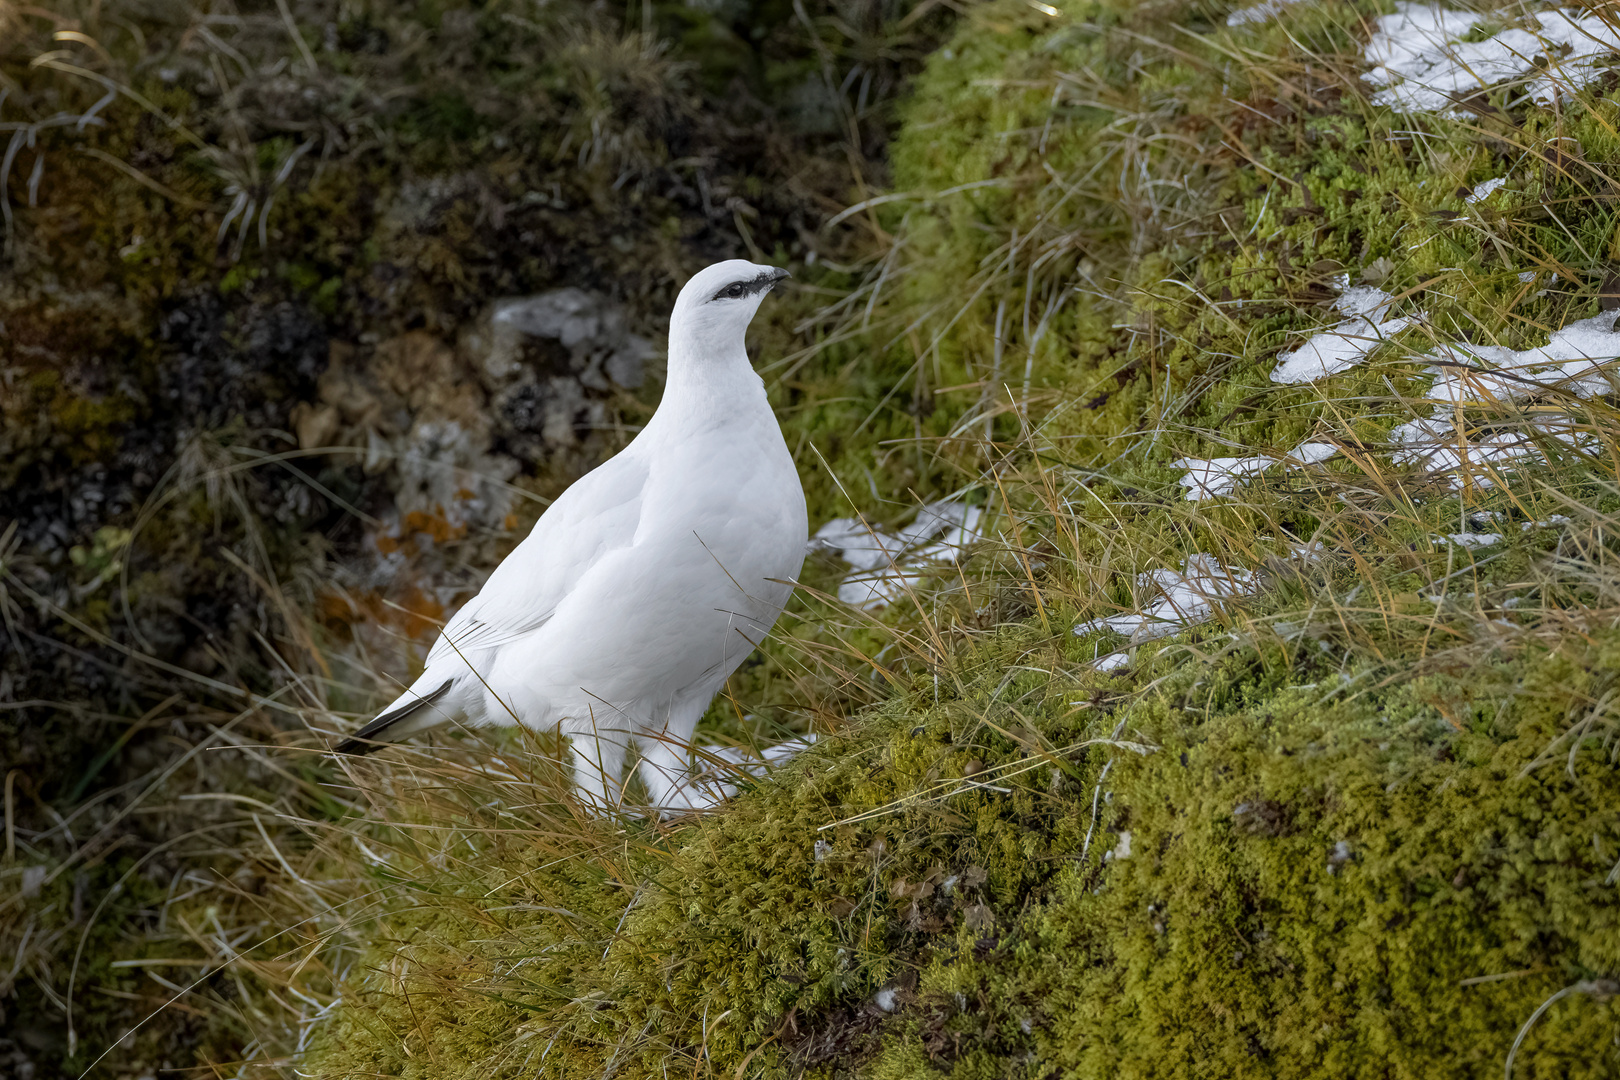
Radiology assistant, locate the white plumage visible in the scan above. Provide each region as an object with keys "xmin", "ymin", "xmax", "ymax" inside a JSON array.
[{"xmin": 339, "ymin": 260, "xmax": 807, "ymax": 813}]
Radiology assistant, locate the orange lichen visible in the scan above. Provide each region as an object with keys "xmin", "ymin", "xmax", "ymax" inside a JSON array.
[{"xmin": 401, "ymin": 508, "xmax": 469, "ymax": 546}]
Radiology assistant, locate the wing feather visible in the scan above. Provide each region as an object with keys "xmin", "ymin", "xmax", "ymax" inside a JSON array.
[{"xmin": 425, "ymin": 453, "xmax": 650, "ymax": 665}]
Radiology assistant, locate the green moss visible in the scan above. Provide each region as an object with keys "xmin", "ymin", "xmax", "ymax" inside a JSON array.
[
  {"xmin": 910, "ymin": 649, "xmax": 1620, "ymax": 1079},
  {"xmin": 300, "ymin": 0, "xmax": 1620, "ymax": 1075},
  {"xmin": 304, "ymin": 620, "xmax": 1620, "ymax": 1079}
]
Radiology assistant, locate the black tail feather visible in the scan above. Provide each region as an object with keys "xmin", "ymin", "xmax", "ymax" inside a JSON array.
[{"xmin": 335, "ymin": 679, "xmax": 454, "ymax": 754}]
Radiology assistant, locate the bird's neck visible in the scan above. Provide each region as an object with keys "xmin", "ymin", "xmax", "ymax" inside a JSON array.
[{"xmin": 656, "ymin": 330, "xmax": 766, "ymax": 428}]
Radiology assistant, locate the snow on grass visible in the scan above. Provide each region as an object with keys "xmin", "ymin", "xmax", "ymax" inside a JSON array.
[
  {"xmin": 1364, "ymin": 3, "xmax": 1620, "ymax": 116},
  {"xmin": 1389, "ymin": 415, "xmax": 1589, "ymax": 484},
  {"xmin": 816, "ymin": 500, "xmax": 984, "ymax": 610},
  {"xmin": 810, "ymin": 517, "xmax": 904, "ymax": 571},
  {"xmin": 1388, "ymin": 313, "xmax": 1620, "ymax": 485},
  {"xmin": 1437, "ymin": 532, "xmax": 1504, "ymax": 549},
  {"xmin": 686, "ymin": 734, "xmax": 821, "ymax": 809},
  {"xmin": 1270, "ymin": 286, "xmax": 1421, "ymax": 384},
  {"xmin": 1269, "ymin": 274, "xmax": 1619, "ymax": 485},
  {"xmin": 1074, "ymin": 554, "xmax": 1258, "ymax": 644},
  {"xmin": 1176, "ymin": 440, "xmax": 1338, "ymax": 500},
  {"xmin": 1465, "ymin": 177, "xmax": 1506, "ymax": 204},
  {"xmin": 839, "ymin": 567, "xmax": 926, "ymax": 610},
  {"xmin": 1424, "ymin": 313, "xmax": 1620, "ymax": 404},
  {"xmin": 1225, "ymin": 0, "xmax": 1306, "ymax": 27}
]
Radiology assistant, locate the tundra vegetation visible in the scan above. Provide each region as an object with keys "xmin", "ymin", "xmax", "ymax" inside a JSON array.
[{"xmin": 2, "ymin": 0, "xmax": 1619, "ymax": 1077}]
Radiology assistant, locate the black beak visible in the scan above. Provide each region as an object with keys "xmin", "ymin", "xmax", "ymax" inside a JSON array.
[{"xmin": 767, "ymin": 266, "xmax": 791, "ymax": 287}]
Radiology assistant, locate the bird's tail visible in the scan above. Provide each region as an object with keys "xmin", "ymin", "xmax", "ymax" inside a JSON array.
[{"xmin": 336, "ymin": 677, "xmax": 455, "ymax": 755}]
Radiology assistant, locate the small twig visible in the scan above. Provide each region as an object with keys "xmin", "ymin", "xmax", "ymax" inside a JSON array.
[
  {"xmin": 3, "ymin": 768, "xmax": 17, "ymax": 863},
  {"xmin": 1079, "ymin": 719, "xmax": 1133, "ymax": 866}
]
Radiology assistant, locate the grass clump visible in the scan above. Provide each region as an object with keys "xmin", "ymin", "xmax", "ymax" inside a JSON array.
[{"xmin": 300, "ymin": 0, "xmax": 1620, "ymax": 1075}]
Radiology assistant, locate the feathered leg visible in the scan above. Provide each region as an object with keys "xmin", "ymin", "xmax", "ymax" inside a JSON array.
[
  {"xmin": 636, "ymin": 696, "xmax": 719, "ymax": 815},
  {"xmin": 637, "ymin": 734, "xmax": 715, "ymax": 816},
  {"xmin": 568, "ymin": 717, "xmax": 632, "ymax": 814}
]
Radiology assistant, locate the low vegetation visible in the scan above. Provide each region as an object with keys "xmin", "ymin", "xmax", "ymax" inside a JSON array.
[{"xmin": 4, "ymin": 0, "xmax": 1619, "ymax": 1076}]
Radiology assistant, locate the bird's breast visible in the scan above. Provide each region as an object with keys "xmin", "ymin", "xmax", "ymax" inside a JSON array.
[{"xmin": 638, "ymin": 425, "xmax": 803, "ymax": 558}]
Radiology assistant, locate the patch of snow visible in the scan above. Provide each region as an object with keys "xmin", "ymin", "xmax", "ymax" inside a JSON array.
[
  {"xmin": 1522, "ymin": 515, "xmax": 1573, "ymax": 530},
  {"xmin": 1364, "ymin": 4, "xmax": 1620, "ymax": 116},
  {"xmin": 1226, "ymin": 0, "xmax": 1305, "ymax": 27},
  {"xmin": 819, "ymin": 500, "xmax": 985, "ymax": 610},
  {"xmin": 810, "ymin": 518, "xmax": 903, "ymax": 570},
  {"xmin": 1336, "ymin": 286, "xmax": 1396, "ymax": 318},
  {"xmin": 1093, "ymin": 651, "xmax": 1132, "ymax": 673},
  {"xmin": 1372, "ymin": 309, "xmax": 1620, "ymax": 485},
  {"xmin": 1466, "ymin": 177, "xmax": 1506, "ymax": 204},
  {"xmin": 898, "ymin": 500, "xmax": 981, "ymax": 549},
  {"xmin": 874, "ymin": 987, "xmax": 898, "ymax": 1013},
  {"xmin": 1176, "ymin": 440, "xmax": 1338, "ymax": 500},
  {"xmin": 1177, "ymin": 456, "xmax": 1266, "ymax": 500},
  {"xmin": 838, "ymin": 567, "xmax": 927, "ymax": 609},
  {"xmin": 1111, "ymin": 831, "xmax": 1133, "ymax": 860},
  {"xmin": 1425, "ymin": 314, "xmax": 1620, "ymax": 404},
  {"xmin": 1391, "ymin": 415, "xmax": 1587, "ymax": 484},
  {"xmin": 1439, "ymin": 532, "xmax": 1504, "ymax": 548},
  {"xmin": 759, "ymin": 735, "xmax": 817, "ymax": 764},
  {"xmin": 1288, "ymin": 540, "xmax": 1328, "ymax": 564},
  {"xmin": 1074, "ymin": 554, "xmax": 1258, "ymax": 643},
  {"xmin": 687, "ymin": 734, "xmax": 819, "ymax": 808},
  {"xmin": 1327, "ymin": 839, "xmax": 1353, "ymax": 874},
  {"xmin": 1271, "ymin": 287, "xmax": 1421, "ymax": 384},
  {"xmin": 697, "ymin": 735, "xmax": 816, "ymax": 778},
  {"xmin": 813, "ymin": 839, "xmax": 831, "ymax": 862}
]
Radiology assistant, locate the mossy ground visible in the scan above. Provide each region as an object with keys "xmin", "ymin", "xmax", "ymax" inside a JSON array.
[
  {"xmin": 310, "ymin": 631, "xmax": 1620, "ymax": 1078},
  {"xmin": 301, "ymin": 0, "xmax": 1620, "ymax": 1076},
  {"xmin": 7, "ymin": 0, "xmax": 1620, "ymax": 1076}
]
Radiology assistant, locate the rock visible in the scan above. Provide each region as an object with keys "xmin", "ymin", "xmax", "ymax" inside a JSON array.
[
  {"xmin": 461, "ymin": 288, "xmax": 658, "ymax": 392},
  {"xmin": 283, "ymin": 286, "xmax": 657, "ymax": 544},
  {"xmin": 289, "ymin": 401, "xmax": 340, "ymax": 450}
]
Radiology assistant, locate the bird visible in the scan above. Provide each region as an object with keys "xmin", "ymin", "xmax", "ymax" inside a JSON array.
[{"xmin": 336, "ymin": 260, "xmax": 808, "ymax": 814}]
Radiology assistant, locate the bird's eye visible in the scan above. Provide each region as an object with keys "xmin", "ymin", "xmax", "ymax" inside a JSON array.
[{"xmin": 709, "ymin": 280, "xmax": 752, "ymax": 302}]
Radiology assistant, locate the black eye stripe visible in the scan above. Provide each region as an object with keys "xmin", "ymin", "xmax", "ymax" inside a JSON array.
[{"xmin": 706, "ymin": 269, "xmax": 786, "ymax": 303}]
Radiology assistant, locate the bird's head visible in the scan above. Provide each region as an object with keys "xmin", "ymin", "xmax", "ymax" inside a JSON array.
[{"xmin": 669, "ymin": 260, "xmax": 791, "ymax": 355}]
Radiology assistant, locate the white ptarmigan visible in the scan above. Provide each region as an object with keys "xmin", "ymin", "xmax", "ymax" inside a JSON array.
[{"xmin": 337, "ymin": 260, "xmax": 807, "ymax": 814}]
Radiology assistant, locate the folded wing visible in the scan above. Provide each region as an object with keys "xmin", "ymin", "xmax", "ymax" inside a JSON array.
[{"xmin": 426, "ymin": 452, "xmax": 651, "ymax": 665}]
